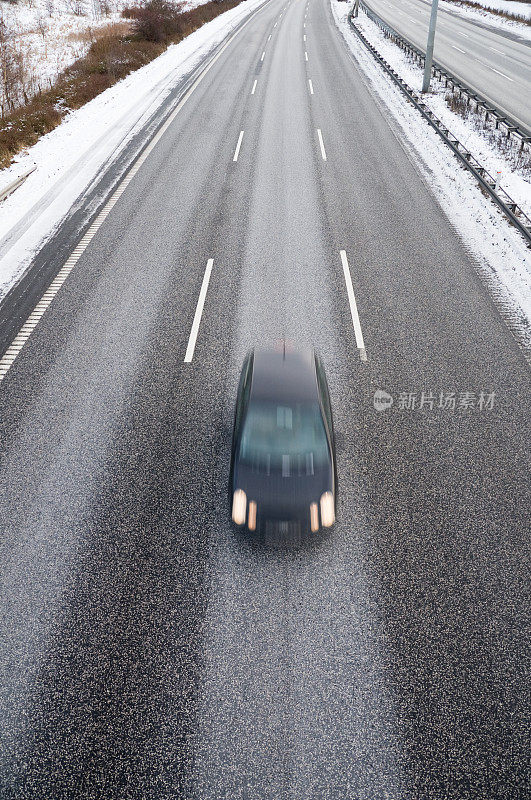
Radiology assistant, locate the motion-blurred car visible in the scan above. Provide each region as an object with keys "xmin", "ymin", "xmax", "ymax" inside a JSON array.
[{"xmin": 229, "ymin": 346, "xmax": 337, "ymax": 536}]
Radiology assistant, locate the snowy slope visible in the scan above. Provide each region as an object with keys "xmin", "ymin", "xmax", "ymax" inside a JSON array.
[{"xmin": 0, "ymin": 0, "xmax": 209, "ymax": 111}]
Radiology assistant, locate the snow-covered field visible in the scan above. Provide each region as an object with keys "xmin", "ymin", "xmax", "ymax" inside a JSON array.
[
  {"xmin": 332, "ymin": 0, "xmax": 531, "ymax": 346},
  {"xmin": 0, "ymin": 0, "xmax": 208, "ymax": 113}
]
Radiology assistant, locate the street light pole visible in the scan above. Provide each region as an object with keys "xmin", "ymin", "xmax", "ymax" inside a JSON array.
[{"xmin": 422, "ymin": 0, "xmax": 439, "ymax": 92}]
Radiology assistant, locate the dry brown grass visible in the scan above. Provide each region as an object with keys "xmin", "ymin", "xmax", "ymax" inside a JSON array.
[
  {"xmin": 444, "ymin": 89, "xmax": 531, "ymax": 174},
  {"xmin": 65, "ymin": 21, "xmax": 132, "ymax": 44}
]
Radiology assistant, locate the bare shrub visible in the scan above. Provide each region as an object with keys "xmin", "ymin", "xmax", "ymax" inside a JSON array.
[
  {"xmin": 445, "ymin": 90, "xmax": 469, "ymax": 117},
  {"xmin": 0, "ymin": 18, "xmax": 25, "ymax": 115},
  {"xmin": 126, "ymin": 0, "xmax": 185, "ymax": 42},
  {"xmin": 445, "ymin": 89, "xmax": 531, "ymax": 175}
]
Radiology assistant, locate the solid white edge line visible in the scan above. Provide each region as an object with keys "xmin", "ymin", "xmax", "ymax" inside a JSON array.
[
  {"xmin": 340, "ymin": 250, "xmax": 367, "ymax": 361},
  {"xmin": 0, "ymin": 0, "xmax": 274, "ymax": 383},
  {"xmin": 251, "ymin": 79, "xmax": 257, "ymax": 94},
  {"xmin": 233, "ymin": 130, "xmax": 244, "ymax": 162},
  {"xmin": 317, "ymin": 128, "xmax": 327, "ymax": 161},
  {"xmin": 184, "ymin": 259, "xmax": 214, "ymax": 363},
  {"xmin": 308, "ymin": 78, "xmax": 314, "ymax": 94}
]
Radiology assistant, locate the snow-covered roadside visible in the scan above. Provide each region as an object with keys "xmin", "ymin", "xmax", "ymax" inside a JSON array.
[
  {"xmin": 0, "ymin": 0, "xmax": 269, "ymax": 299},
  {"xmin": 469, "ymin": 0, "xmax": 530, "ymax": 14},
  {"xmin": 354, "ymin": 9, "xmax": 531, "ymax": 215},
  {"xmin": 439, "ymin": 0, "xmax": 531, "ymax": 31},
  {"xmin": 332, "ymin": 0, "xmax": 531, "ymax": 346}
]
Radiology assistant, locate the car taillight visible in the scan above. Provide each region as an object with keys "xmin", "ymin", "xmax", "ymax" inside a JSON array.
[
  {"xmin": 232, "ymin": 490, "xmax": 247, "ymax": 525},
  {"xmin": 320, "ymin": 492, "xmax": 335, "ymax": 527},
  {"xmin": 310, "ymin": 502, "xmax": 319, "ymax": 532},
  {"xmin": 248, "ymin": 501, "xmax": 257, "ymax": 531}
]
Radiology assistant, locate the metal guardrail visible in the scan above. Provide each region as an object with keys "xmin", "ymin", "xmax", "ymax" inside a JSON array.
[
  {"xmin": 0, "ymin": 166, "xmax": 36, "ymax": 204},
  {"xmin": 360, "ymin": 0, "xmax": 531, "ymax": 150},
  {"xmin": 347, "ymin": 10, "xmax": 531, "ymax": 247}
]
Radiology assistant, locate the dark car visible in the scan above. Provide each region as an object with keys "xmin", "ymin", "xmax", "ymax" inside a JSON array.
[{"xmin": 229, "ymin": 346, "xmax": 337, "ymax": 536}]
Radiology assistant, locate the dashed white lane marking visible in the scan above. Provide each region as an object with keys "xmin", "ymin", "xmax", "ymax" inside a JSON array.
[
  {"xmin": 340, "ymin": 250, "xmax": 367, "ymax": 362},
  {"xmin": 184, "ymin": 259, "xmax": 214, "ymax": 363},
  {"xmin": 251, "ymin": 79, "xmax": 257, "ymax": 94},
  {"xmin": 233, "ymin": 130, "xmax": 245, "ymax": 162},
  {"xmin": 308, "ymin": 78, "xmax": 314, "ymax": 94},
  {"xmin": 268, "ymin": 33, "xmax": 272, "ymax": 41},
  {"xmin": 490, "ymin": 46, "xmax": 504, "ymax": 54},
  {"xmin": 460, "ymin": 32, "xmax": 470, "ymax": 38},
  {"xmin": 274, "ymin": 21, "xmax": 277, "ymax": 26},
  {"xmin": 452, "ymin": 45, "xmax": 465, "ymax": 53},
  {"xmin": 305, "ymin": 51, "xmax": 308, "ymax": 61},
  {"xmin": 304, "ymin": 34, "xmax": 306, "ymax": 41},
  {"xmin": 261, "ymin": 50, "xmax": 265, "ymax": 61},
  {"xmin": 490, "ymin": 66, "xmax": 513, "ymax": 81},
  {"xmin": 0, "ymin": 1, "xmax": 269, "ymax": 384},
  {"xmin": 317, "ymin": 128, "xmax": 327, "ymax": 161}
]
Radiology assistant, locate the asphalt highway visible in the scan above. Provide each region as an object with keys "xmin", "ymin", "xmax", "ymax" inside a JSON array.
[
  {"xmin": 365, "ymin": 0, "xmax": 531, "ymax": 131},
  {"xmin": 0, "ymin": 0, "xmax": 529, "ymax": 798}
]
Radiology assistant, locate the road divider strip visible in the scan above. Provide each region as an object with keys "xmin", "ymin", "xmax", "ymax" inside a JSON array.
[{"xmin": 340, "ymin": 250, "xmax": 367, "ymax": 362}]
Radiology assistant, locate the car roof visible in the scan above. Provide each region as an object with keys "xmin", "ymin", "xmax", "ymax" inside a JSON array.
[{"xmin": 249, "ymin": 347, "xmax": 318, "ymax": 404}]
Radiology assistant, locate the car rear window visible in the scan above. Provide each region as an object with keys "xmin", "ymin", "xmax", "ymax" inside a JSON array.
[{"xmin": 239, "ymin": 401, "xmax": 329, "ymax": 475}]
